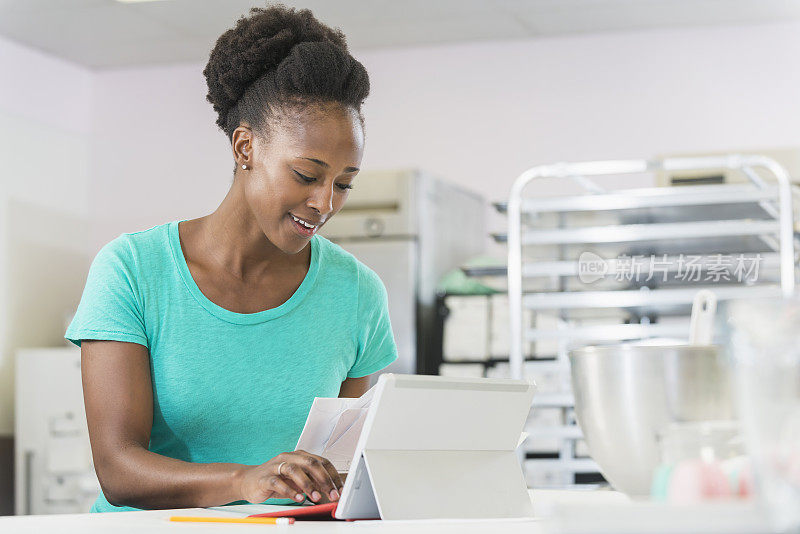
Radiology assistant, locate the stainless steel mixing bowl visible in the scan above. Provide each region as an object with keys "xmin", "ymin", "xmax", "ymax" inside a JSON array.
[{"xmin": 568, "ymin": 343, "xmax": 735, "ymax": 496}]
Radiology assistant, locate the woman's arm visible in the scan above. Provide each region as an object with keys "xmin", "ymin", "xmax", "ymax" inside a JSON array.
[
  {"xmin": 82, "ymin": 340, "xmax": 342, "ymax": 509},
  {"xmin": 338, "ymin": 375, "xmax": 370, "ymax": 398},
  {"xmin": 82, "ymin": 339, "xmax": 245, "ymax": 508}
]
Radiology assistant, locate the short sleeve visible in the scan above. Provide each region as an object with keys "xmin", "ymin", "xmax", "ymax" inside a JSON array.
[
  {"xmin": 349, "ymin": 263, "xmax": 398, "ymax": 378},
  {"xmin": 65, "ymin": 237, "xmax": 148, "ymax": 349}
]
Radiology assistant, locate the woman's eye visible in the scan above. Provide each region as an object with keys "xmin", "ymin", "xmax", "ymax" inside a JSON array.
[
  {"xmin": 294, "ymin": 170, "xmax": 352, "ymax": 191},
  {"xmin": 293, "ymin": 170, "xmax": 315, "ymax": 183}
]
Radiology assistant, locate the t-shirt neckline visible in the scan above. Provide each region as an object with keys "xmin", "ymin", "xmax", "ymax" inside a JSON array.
[{"xmin": 168, "ymin": 219, "xmax": 320, "ymax": 325}]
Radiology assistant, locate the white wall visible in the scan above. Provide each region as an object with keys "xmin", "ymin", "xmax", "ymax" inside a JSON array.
[
  {"xmin": 0, "ymin": 34, "xmax": 93, "ymax": 436},
  {"xmin": 88, "ymin": 20, "xmax": 800, "ymax": 253},
  {"xmin": 89, "ymin": 63, "xmax": 230, "ymax": 248},
  {"xmin": 360, "ymin": 21, "xmax": 800, "ymax": 184}
]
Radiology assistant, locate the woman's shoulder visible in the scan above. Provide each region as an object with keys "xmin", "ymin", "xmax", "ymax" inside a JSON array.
[
  {"xmin": 316, "ymin": 234, "xmax": 367, "ymax": 272},
  {"xmin": 93, "ymin": 221, "xmax": 172, "ymax": 272},
  {"xmin": 315, "ymin": 234, "xmax": 355, "ymax": 267},
  {"xmin": 314, "ymin": 235, "xmax": 386, "ymax": 294}
]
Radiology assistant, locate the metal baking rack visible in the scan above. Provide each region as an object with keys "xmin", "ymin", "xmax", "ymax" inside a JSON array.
[{"xmin": 501, "ymin": 155, "xmax": 798, "ymax": 487}]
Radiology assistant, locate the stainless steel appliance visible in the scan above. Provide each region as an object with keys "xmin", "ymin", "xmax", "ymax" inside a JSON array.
[
  {"xmin": 568, "ymin": 342, "xmax": 734, "ymax": 496},
  {"xmin": 320, "ymin": 169, "xmax": 485, "ymax": 377}
]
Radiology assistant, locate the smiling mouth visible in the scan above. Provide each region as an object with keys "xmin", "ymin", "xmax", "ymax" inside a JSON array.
[{"xmin": 288, "ymin": 213, "xmax": 319, "ymax": 237}]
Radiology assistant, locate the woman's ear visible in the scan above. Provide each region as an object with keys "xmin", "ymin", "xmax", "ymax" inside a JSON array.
[{"xmin": 231, "ymin": 125, "xmax": 254, "ymax": 167}]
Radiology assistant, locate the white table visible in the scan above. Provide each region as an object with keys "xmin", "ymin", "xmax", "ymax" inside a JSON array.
[
  {"xmin": 0, "ymin": 489, "xmax": 628, "ymax": 534},
  {"xmin": 4, "ymin": 489, "xmax": 773, "ymax": 534}
]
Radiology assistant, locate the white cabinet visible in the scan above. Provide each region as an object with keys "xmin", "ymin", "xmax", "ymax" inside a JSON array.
[
  {"xmin": 0, "ymin": 198, "xmax": 91, "ymax": 514},
  {"xmin": 14, "ymin": 347, "xmax": 99, "ymax": 515}
]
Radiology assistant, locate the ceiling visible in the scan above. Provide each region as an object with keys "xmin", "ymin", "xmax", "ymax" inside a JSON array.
[{"xmin": 1, "ymin": 0, "xmax": 799, "ymax": 70}]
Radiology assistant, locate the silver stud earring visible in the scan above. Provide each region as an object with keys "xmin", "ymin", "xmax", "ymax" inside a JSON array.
[{"xmin": 242, "ymin": 164, "xmax": 248, "ymax": 170}]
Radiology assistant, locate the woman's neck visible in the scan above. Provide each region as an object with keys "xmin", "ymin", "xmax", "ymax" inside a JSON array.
[{"xmin": 192, "ymin": 178, "xmax": 308, "ymax": 282}]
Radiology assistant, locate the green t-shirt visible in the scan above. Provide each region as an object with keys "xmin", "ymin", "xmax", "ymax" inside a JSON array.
[{"xmin": 65, "ymin": 220, "xmax": 398, "ymax": 512}]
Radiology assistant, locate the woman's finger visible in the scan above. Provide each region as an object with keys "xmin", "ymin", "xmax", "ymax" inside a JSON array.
[
  {"xmin": 308, "ymin": 453, "xmax": 344, "ymax": 495},
  {"xmin": 281, "ymin": 476, "xmax": 305, "ymax": 499},
  {"xmin": 280, "ymin": 459, "xmax": 323, "ymax": 502},
  {"xmin": 260, "ymin": 475, "xmax": 305, "ymax": 503},
  {"xmin": 295, "ymin": 452, "xmax": 340, "ymax": 501}
]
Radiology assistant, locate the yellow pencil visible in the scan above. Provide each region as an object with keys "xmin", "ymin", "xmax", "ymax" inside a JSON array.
[{"xmin": 170, "ymin": 515, "xmax": 295, "ymax": 525}]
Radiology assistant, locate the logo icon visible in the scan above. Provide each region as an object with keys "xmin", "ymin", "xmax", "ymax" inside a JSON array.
[{"xmin": 577, "ymin": 251, "xmax": 608, "ymax": 284}]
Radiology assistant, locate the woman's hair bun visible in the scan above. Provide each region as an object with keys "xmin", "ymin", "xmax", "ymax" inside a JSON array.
[{"xmin": 203, "ymin": 4, "xmax": 368, "ymax": 139}]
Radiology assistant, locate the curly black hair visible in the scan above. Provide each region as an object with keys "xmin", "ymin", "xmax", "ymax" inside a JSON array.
[{"xmin": 203, "ymin": 3, "xmax": 370, "ymax": 142}]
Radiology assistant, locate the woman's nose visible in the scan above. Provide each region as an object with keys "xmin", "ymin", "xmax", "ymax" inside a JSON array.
[{"xmin": 307, "ymin": 182, "xmax": 334, "ymax": 216}]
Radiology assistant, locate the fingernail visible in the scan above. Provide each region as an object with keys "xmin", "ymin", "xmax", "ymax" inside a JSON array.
[
  {"xmin": 311, "ymin": 491, "xmax": 321, "ymax": 501},
  {"xmin": 330, "ymin": 489, "xmax": 340, "ymax": 500},
  {"xmin": 295, "ymin": 494, "xmax": 304, "ymax": 501}
]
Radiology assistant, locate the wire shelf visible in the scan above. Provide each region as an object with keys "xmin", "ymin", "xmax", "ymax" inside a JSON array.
[{"xmin": 505, "ymin": 154, "xmax": 798, "ymax": 487}]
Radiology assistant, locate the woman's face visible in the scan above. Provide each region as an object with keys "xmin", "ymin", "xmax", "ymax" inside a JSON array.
[{"xmin": 236, "ymin": 104, "xmax": 364, "ymax": 255}]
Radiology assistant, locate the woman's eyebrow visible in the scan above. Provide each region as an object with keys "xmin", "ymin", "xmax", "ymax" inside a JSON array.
[{"xmin": 298, "ymin": 156, "xmax": 359, "ymax": 173}]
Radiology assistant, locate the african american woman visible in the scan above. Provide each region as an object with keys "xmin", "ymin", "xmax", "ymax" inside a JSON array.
[{"xmin": 65, "ymin": 5, "xmax": 397, "ymax": 513}]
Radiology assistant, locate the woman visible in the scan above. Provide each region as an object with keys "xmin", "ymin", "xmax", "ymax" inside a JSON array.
[{"xmin": 65, "ymin": 4, "xmax": 397, "ymax": 513}]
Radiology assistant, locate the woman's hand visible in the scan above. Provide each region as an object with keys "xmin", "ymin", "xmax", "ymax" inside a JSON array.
[
  {"xmin": 298, "ymin": 472, "xmax": 348, "ymax": 504},
  {"xmin": 237, "ymin": 450, "xmax": 343, "ymax": 505}
]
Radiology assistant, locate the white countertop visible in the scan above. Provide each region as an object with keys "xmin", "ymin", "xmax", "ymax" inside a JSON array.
[
  {"xmin": 0, "ymin": 489, "xmax": 775, "ymax": 534},
  {"xmin": 0, "ymin": 489, "xmax": 627, "ymax": 534}
]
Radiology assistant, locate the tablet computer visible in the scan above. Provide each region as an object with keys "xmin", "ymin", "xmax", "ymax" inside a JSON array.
[{"xmin": 334, "ymin": 373, "xmax": 536, "ymax": 520}]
